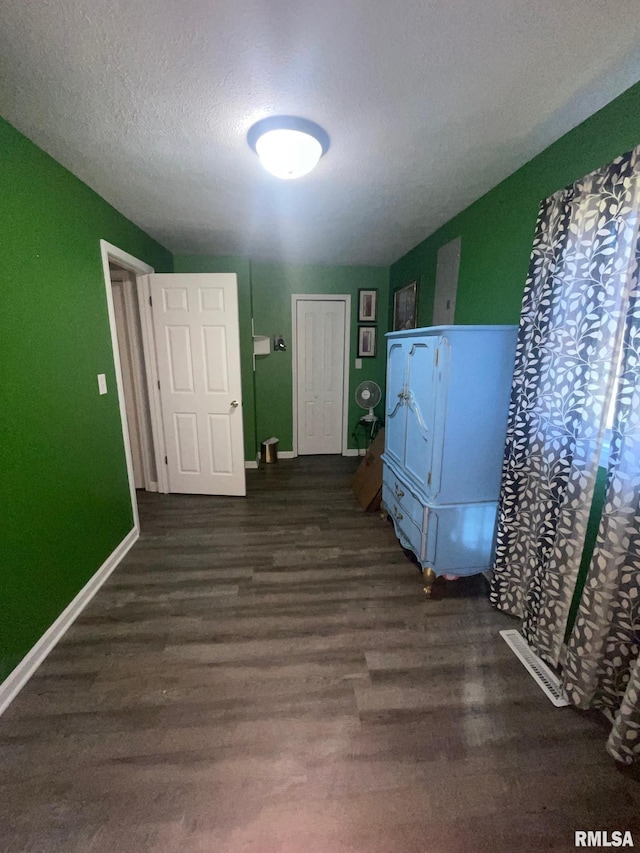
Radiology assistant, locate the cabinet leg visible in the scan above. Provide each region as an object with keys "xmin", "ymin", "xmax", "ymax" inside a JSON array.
[{"xmin": 422, "ymin": 567, "xmax": 436, "ymax": 598}]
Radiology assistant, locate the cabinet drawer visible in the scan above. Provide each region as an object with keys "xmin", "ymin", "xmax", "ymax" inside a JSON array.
[
  {"xmin": 382, "ymin": 484, "xmax": 427, "ymax": 562},
  {"xmin": 382, "ymin": 467, "xmax": 425, "ymax": 528}
]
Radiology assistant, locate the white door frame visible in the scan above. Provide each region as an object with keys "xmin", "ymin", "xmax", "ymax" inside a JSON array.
[
  {"xmin": 291, "ymin": 293, "xmax": 351, "ymax": 457},
  {"xmin": 100, "ymin": 241, "xmax": 165, "ymax": 533}
]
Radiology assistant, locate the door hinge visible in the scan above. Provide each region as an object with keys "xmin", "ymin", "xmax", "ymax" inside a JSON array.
[
  {"xmin": 149, "ymin": 295, "xmax": 153, "ymax": 307},
  {"xmin": 165, "ymin": 455, "xmax": 168, "ymax": 465},
  {"xmin": 427, "ymin": 471, "xmax": 432, "ymax": 485},
  {"xmin": 157, "ymin": 380, "xmax": 160, "ymax": 390},
  {"xmin": 435, "ymin": 349, "xmax": 439, "ymax": 367}
]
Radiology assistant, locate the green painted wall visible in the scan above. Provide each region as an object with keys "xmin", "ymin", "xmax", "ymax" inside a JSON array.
[
  {"xmin": 390, "ymin": 80, "xmax": 640, "ymax": 327},
  {"xmin": 250, "ymin": 262, "xmax": 390, "ymax": 451},
  {"xmin": 173, "ymin": 255, "xmax": 258, "ymax": 461},
  {"xmin": 0, "ymin": 117, "xmax": 173, "ymax": 683}
]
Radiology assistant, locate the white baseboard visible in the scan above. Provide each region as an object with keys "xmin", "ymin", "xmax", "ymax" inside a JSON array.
[
  {"xmin": 0, "ymin": 527, "xmax": 139, "ymax": 717},
  {"xmin": 265, "ymin": 450, "xmax": 359, "ymax": 460},
  {"xmin": 245, "ymin": 456, "xmax": 259, "ymax": 469},
  {"xmin": 281, "ymin": 449, "xmax": 360, "ymax": 458}
]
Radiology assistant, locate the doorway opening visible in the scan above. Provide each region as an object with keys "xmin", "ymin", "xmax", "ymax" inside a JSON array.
[
  {"xmin": 101, "ymin": 242, "xmax": 247, "ymax": 510},
  {"xmin": 100, "ymin": 240, "xmax": 158, "ymax": 532},
  {"xmin": 109, "ymin": 263, "xmax": 157, "ymax": 492}
]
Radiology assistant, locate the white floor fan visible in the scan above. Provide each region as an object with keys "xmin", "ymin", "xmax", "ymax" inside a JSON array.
[{"xmin": 355, "ymin": 380, "xmax": 382, "ymax": 443}]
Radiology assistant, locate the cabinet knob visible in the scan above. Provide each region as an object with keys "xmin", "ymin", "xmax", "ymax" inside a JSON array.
[
  {"xmin": 393, "ymin": 505, "xmax": 403, "ymax": 521},
  {"xmin": 394, "ymin": 484, "xmax": 404, "ymax": 498}
]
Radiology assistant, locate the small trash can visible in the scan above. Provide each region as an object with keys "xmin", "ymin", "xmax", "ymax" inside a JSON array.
[{"xmin": 260, "ymin": 436, "xmax": 279, "ymax": 464}]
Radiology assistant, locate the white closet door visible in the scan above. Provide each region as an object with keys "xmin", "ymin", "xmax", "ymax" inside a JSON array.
[
  {"xmin": 149, "ymin": 273, "xmax": 246, "ymax": 496},
  {"xmin": 296, "ymin": 299, "xmax": 345, "ymax": 454}
]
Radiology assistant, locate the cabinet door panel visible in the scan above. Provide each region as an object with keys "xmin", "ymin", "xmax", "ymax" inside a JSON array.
[
  {"xmin": 404, "ymin": 341, "xmax": 436, "ymax": 487},
  {"xmin": 427, "ymin": 336, "xmax": 449, "ymax": 501},
  {"xmin": 384, "ymin": 340, "xmax": 408, "ymax": 468}
]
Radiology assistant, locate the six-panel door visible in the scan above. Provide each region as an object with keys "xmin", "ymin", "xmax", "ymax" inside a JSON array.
[
  {"xmin": 295, "ymin": 299, "xmax": 346, "ymax": 454},
  {"xmin": 149, "ymin": 273, "xmax": 246, "ymax": 496}
]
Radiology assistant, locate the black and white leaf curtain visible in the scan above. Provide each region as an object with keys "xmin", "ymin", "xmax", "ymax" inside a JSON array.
[
  {"xmin": 562, "ymin": 272, "xmax": 640, "ymax": 764},
  {"xmin": 490, "ymin": 145, "xmax": 640, "ymax": 763}
]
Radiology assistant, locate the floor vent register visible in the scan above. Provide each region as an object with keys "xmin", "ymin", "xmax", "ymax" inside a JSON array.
[{"xmin": 500, "ymin": 629, "xmax": 570, "ymax": 707}]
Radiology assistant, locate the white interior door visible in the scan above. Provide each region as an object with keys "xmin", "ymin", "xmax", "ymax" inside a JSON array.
[
  {"xmin": 432, "ymin": 236, "xmax": 461, "ymax": 326},
  {"xmin": 296, "ymin": 299, "xmax": 345, "ymax": 454},
  {"xmin": 149, "ymin": 273, "xmax": 246, "ymax": 496}
]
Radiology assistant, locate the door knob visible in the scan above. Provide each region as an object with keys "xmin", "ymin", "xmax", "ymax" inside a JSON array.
[{"xmin": 230, "ymin": 400, "xmax": 239, "ymax": 408}]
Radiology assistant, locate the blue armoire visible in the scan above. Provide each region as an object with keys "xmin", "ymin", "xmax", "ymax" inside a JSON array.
[{"xmin": 381, "ymin": 325, "xmax": 517, "ymax": 593}]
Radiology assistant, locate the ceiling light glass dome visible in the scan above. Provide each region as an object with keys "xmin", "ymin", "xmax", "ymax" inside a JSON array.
[{"xmin": 248, "ymin": 117, "xmax": 330, "ymax": 180}]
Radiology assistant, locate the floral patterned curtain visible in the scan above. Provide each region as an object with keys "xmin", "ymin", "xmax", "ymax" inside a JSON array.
[
  {"xmin": 490, "ymin": 146, "xmax": 640, "ymax": 668},
  {"xmin": 562, "ymin": 271, "xmax": 640, "ymax": 764}
]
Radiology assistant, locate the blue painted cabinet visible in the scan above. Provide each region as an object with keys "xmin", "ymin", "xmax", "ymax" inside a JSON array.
[{"xmin": 381, "ymin": 325, "xmax": 517, "ymax": 582}]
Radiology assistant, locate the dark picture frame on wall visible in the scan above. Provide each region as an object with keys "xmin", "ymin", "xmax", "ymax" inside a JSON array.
[
  {"xmin": 357, "ymin": 325, "xmax": 377, "ymax": 358},
  {"xmin": 357, "ymin": 288, "xmax": 378, "ymax": 322},
  {"xmin": 393, "ymin": 279, "xmax": 418, "ymax": 331}
]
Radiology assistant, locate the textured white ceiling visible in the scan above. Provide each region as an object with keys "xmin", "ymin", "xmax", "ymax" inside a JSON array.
[{"xmin": 2, "ymin": 0, "xmax": 640, "ymax": 265}]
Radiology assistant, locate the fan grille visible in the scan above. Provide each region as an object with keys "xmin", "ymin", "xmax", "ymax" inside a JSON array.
[{"xmin": 355, "ymin": 381, "xmax": 382, "ymax": 409}]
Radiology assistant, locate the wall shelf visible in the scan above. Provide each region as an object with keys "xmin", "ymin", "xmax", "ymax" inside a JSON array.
[{"xmin": 251, "ymin": 320, "xmax": 270, "ymax": 371}]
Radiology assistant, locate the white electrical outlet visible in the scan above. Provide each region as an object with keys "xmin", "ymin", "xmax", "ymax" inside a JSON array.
[
  {"xmin": 355, "ymin": 358, "xmax": 362, "ymax": 369},
  {"xmin": 97, "ymin": 374, "xmax": 108, "ymax": 395}
]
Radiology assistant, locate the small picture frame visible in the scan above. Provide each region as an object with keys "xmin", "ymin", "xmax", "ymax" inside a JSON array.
[
  {"xmin": 358, "ymin": 288, "xmax": 378, "ymax": 322},
  {"xmin": 358, "ymin": 325, "xmax": 377, "ymax": 358},
  {"xmin": 393, "ymin": 280, "xmax": 418, "ymax": 331}
]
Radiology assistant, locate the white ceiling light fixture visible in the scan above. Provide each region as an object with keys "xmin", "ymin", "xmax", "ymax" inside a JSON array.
[{"xmin": 247, "ymin": 116, "xmax": 330, "ymax": 180}]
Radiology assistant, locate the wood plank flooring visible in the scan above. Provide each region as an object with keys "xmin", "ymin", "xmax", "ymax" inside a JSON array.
[{"xmin": 1, "ymin": 456, "xmax": 638, "ymax": 852}]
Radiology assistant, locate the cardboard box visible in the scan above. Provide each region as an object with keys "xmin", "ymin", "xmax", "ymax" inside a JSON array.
[{"xmin": 352, "ymin": 429, "xmax": 385, "ymax": 511}]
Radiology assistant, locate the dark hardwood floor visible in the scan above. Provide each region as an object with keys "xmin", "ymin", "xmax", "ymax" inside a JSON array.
[{"xmin": 1, "ymin": 456, "xmax": 638, "ymax": 852}]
